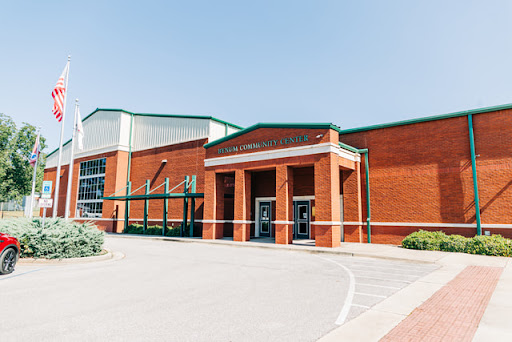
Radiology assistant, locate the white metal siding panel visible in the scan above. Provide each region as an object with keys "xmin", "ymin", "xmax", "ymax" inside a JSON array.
[
  {"xmin": 81, "ymin": 111, "xmax": 122, "ymax": 151},
  {"xmin": 227, "ymin": 126, "xmax": 240, "ymax": 135},
  {"xmin": 119, "ymin": 112, "xmax": 132, "ymax": 148},
  {"xmin": 209, "ymin": 120, "xmax": 227, "ymax": 142},
  {"xmin": 45, "ymin": 110, "xmax": 124, "ymax": 169},
  {"xmin": 132, "ymin": 116, "xmax": 210, "ymax": 151},
  {"xmin": 46, "ymin": 143, "xmax": 71, "ymax": 169}
]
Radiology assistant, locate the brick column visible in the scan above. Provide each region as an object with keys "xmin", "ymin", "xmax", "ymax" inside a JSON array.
[
  {"xmin": 275, "ymin": 165, "xmax": 294, "ymax": 244},
  {"xmin": 233, "ymin": 169, "xmax": 251, "ymax": 242},
  {"xmin": 202, "ymin": 171, "xmax": 224, "ymax": 239},
  {"xmin": 313, "ymin": 153, "xmax": 341, "ymax": 247}
]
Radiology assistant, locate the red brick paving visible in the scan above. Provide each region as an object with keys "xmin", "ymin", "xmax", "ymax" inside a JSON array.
[{"xmin": 380, "ymin": 266, "xmax": 503, "ymax": 342}]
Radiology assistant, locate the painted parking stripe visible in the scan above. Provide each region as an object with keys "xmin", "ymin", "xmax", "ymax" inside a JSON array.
[
  {"xmin": 338, "ymin": 259, "xmax": 437, "ymax": 272},
  {"xmin": 349, "ymin": 268, "xmax": 421, "ymax": 279},
  {"xmin": 346, "ymin": 264, "xmax": 428, "ymax": 275},
  {"xmin": 316, "ymin": 256, "xmax": 356, "ymax": 325},
  {"xmin": 354, "ymin": 275, "xmax": 412, "ymax": 284},
  {"xmin": 356, "ymin": 282, "xmax": 402, "ymax": 290},
  {"xmin": 354, "ymin": 292, "xmax": 387, "ymax": 298},
  {"xmin": 351, "ymin": 303, "xmax": 370, "ymax": 309}
]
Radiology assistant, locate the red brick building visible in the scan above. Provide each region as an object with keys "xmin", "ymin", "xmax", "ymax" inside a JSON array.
[{"xmin": 44, "ymin": 105, "xmax": 512, "ymax": 247}]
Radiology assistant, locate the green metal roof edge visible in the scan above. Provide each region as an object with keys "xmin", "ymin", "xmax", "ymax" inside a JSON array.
[
  {"xmin": 204, "ymin": 122, "xmax": 341, "ymax": 149},
  {"xmin": 47, "ymin": 108, "xmax": 243, "ymax": 158},
  {"xmin": 134, "ymin": 112, "xmax": 243, "ymax": 129},
  {"xmin": 339, "ymin": 103, "xmax": 512, "ymax": 135},
  {"xmin": 338, "ymin": 142, "xmax": 360, "ymax": 154}
]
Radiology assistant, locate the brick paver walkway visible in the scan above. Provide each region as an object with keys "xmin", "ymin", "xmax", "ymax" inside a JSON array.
[{"xmin": 380, "ymin": 266, "xmax": 503, "ymax": 342}]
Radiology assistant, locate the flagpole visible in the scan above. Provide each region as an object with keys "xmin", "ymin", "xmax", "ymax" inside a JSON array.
[
  {"xmin": 28, "ymin": 129, "xmax": 41, "ymax": 218},
  {"xmin": 52, "ymin": 55, "xmax": 71, "ymax": 218},
  {"xmin": 65, "ymin": 99, "xmax": 78, "ymax": 220}
]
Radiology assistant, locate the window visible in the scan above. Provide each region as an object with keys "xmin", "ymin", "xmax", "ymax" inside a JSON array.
[{"xmin": 76, "ymin": 158, "xmax": 106, "ymax": 218}]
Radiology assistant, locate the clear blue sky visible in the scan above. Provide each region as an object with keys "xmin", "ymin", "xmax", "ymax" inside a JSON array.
[{"xmin": 2, "ymin": 0, "xmax": 512, "ymax": 151}]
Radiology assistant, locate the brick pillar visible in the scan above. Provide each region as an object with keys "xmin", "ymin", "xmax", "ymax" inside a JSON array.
[
  {"xmin": 233, "ymin": 169, "xmax": 251, "ymax": 242},
  {"xmin": 202, "ymin": 171, "xmax": 224, "ymax": 239},
  {"xmin": 275, "ymin": 165, "xmax": 293, "ymax": 244},
  {"xmin": 313, "ymin": 153, "xmax": 341, "ymax": 247}
]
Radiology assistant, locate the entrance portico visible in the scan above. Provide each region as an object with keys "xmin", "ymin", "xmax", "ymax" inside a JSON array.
[{"xmin": 202, "ymin": 123, "xmax": 360, "ymax": 248}]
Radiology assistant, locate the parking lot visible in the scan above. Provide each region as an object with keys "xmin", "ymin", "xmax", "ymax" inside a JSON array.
[{"xmin": 0, "ymin": 236, "xmax": 437, "ymax": 342}]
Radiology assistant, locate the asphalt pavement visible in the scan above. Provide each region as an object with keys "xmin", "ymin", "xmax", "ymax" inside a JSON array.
[{"xmin": 0, "ymin": 236, "xmax": 437, "ymax": 342}]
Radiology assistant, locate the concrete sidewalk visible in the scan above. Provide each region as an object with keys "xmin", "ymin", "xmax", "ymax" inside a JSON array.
[{"xmin": 108, "ymin": 234, "xmax": 512, "ymax": 341}]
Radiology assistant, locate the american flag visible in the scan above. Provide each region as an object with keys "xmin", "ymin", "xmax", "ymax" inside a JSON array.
[{"xmin": 51, "ymin": 63, "xmax": 69, "ymax": 122}]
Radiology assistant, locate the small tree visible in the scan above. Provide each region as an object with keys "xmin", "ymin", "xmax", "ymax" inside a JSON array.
[{"xmin": 0, "ymin": 113, "xmax": 47, "ymax": 202}]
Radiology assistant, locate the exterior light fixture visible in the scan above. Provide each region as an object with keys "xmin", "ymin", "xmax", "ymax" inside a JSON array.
[
  {"xmin": 316, "ymin": 134, "xmax": 323, "ymax": 138},
  {"xmin": 161, "ymin": 159, "xmax": 167, "ymax": 163}
]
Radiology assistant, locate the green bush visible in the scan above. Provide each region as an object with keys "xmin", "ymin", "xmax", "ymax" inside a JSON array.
[
  {"xmin": 0, "ymin": 218, "xmax": 104, "ymax": 259},
  {"xmin": 440, "ymin": 234, "xmax": 469, "ymax": 253},
  {"xmin": 124, "ymin": 223, "xmax": 182, "ymax": 237},
  {"xmin": 401, "ymin": 230, "xmax": 448, "ymax": 251},
  {"xmin": 402, "ymin": 230, "xmax": 512, "ymax": 257},
  {"xmin": 466, "ymin": 235, "xmax": 512, "ymax": 257}
]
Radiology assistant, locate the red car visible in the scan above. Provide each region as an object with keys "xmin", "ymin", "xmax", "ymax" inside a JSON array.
[{"xmin": 0, "ymin": 233, "xmax": 20, "ymax": 275}]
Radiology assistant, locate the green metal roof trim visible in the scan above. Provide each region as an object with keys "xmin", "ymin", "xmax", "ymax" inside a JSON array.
[
  {"xmin": 338, "ymin": 142, "xmax": 360, "ymax": 154},
  {"xmin": 204, "ymin": 122, "xmax": 342, "ymax": 149},
  {"xmin": 339, "ymin": 103, "xmax": 512, "ymax": 135},
  {"xmin": 134, "ymin": 112, "xmax": 244, "ymax": 129},
  {"xmin": 47, "ymin": 108, "xmax": 243, "ymax": 157}
]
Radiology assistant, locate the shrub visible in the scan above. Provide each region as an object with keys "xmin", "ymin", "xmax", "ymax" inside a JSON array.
[
  {"xmin": 401, "ymin": 230, "xmax": 449, "ymax": 251},
  {"xmin": 440, "ymin": 234, "xmax": 469, "ymax": 253},
  {"xmin": 402, "ymin": 230, "xmax": 512, "ymax": 257},
  {"xmin": 124, "ymin": 223, "xmax": 182, "ymax": 237},
  {"xmin": 0, "ymin": 218, "xmax": 104, "ymax": 259},
  {"xmin": 466, "ymin": 235, "xmax": 512, "ymax": 257}
]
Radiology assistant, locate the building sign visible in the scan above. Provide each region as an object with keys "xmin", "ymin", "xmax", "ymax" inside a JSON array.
[{"xmin": 218, "ymin": 134, "xmax": 309, "ymax": 155}]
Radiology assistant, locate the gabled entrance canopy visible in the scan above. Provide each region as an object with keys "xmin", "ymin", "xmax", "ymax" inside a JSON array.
[{"xmin": 202, "ymin": 123, "xmax": 363, "ymax": 248}]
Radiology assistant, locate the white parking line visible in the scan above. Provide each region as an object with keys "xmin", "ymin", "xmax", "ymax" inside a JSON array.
[
  {"xmin": 356, "ymin": 282, "xmax": 401, "ymax": 290},
  {"xmin": 336, "ymin": 259, "xmax": 436, "ymax": 272},
  {"xmin": 349, "ymin": 268, "xmax": 420, "ymax": 279},
  {"xmin": 354, "ymin": 275, "xmax": 412, "ymax": 284},
  {"xmin": 351, "ymin": 303, "xmax": 370, "ymax": 309},
  {"xmin": 346, "ymin": 264, "xmax": 428, "ymax": 275},
  {"xmin": 316, "ymin": 256, "xmax": 355, "ymax": 325},
  {"xmin": 354, "ymin": 292, "xmax": 387, "ymax": 298}
]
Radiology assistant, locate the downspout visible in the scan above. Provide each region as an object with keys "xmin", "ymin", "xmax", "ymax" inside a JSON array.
[
  {"xmin": 468, "ymin": 114, "xmax": 482, "ymax": 235},
  {"xmin": 124, "ymin": 113, "xmax": 134, "ymax": 232},
  {"xmin": 358, "ymin": 148, "xmax": 371, "ymax": 243}
]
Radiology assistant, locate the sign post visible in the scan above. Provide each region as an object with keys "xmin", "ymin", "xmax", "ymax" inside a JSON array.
[{"xmin": 40, "ymin": 181, "xmax": 52, "ymax": 229}]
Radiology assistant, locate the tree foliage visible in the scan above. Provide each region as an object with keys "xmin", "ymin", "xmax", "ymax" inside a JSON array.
[{"xmin": 0, "ymin": 113, "xmax": 47, "ymax": 202}]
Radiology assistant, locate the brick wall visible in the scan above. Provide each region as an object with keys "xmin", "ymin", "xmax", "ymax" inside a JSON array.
[
  {"xmin": 128, "ymin": 138, "xmax": 207, "ymax": 225},
  {"xmin": 340, "ymin": 109, "xmax": 512, "ymax": 244}
]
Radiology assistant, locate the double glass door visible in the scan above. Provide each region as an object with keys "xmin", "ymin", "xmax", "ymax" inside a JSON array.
[{"xmin": 257, "ymin": 200, "xmax": 310, "ymax": 239}]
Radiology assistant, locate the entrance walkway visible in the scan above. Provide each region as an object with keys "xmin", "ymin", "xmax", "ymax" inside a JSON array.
[{"xmin": 380, "ymin": 266, "xmax": 502, "ymax": 342}]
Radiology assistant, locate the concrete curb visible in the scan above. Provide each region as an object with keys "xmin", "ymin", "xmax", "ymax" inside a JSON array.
[
  {"xmin": 106, "ymin": 233, "xmax": 437, "ymax": 264},
  {"xmin": 18, "ymin": 249, "xmax": 117, "ymax": 265}
]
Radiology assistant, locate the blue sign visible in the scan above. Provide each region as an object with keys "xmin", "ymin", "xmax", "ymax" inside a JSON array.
[{"xmin": 42, "ymin": 180, "xmax": 52, "ymax": 199}]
